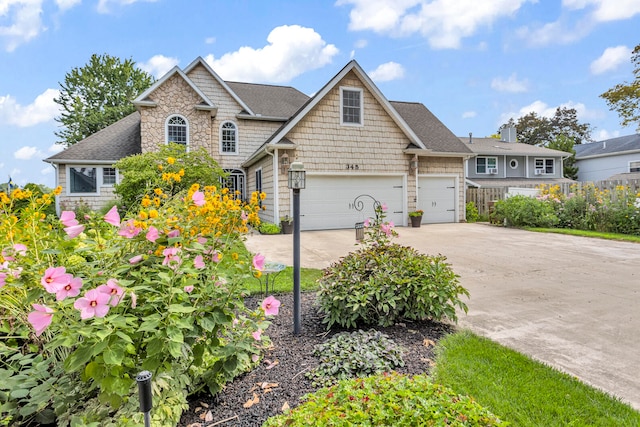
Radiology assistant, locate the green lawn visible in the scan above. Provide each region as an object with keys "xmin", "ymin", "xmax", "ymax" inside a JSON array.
[
  {"xmin": 525, "ymin": 227, "xmax": 640, "ymax": 243},
  {"xmin": 432, "ymin": 331, "xmax": 640, "ymax": 427},
  {"xmin": 243, "ymin": 266, "xmax": 323, "ymax": 295}
]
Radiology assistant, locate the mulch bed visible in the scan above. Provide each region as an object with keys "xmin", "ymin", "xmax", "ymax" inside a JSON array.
[{"xmin": 178, "ymin": 292, "xmax": 454, "ymax": 427}]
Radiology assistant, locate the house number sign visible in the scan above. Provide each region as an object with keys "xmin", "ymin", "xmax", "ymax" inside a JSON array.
[{"xmin": 345, "ymin": 164, "xmax": 360, "ymax": 170}]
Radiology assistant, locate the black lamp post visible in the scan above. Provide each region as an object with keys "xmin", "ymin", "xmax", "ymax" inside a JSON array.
[{"xmin": 287, "ymin": 161, "xmax": 306, "ymax": 335}]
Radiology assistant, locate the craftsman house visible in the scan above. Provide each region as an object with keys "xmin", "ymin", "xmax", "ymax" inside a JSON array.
[
  {"xmin": 463, "ymin": 131, "xmax": 572, "ymax": 189},
  {"xmin": 45, "ymin": 58, "xmax": 474, "ymax": 230}
]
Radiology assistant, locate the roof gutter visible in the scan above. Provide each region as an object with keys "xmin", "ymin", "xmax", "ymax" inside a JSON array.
[
  {"xmin": 242, "ymin": 142, "xmax": 296, "ymax": 168},
  {"xmin": 575, "ymin": 148, "xmax": 640, "ymax": 160},
  {"xmin": 43, "ymin": 159, "xmax": 120, "ymax": 165},
  {"xmin": 236, "ymin": 113, "xmax": 288, "ymax": 122},
  {"xmin": 404, "ymin": 147, "xmax": 475, "ymax": 160}
]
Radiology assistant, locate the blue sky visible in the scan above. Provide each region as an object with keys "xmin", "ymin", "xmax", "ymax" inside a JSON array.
[{"xmin": 1, "ymin": 0, "xmax": 639, "ymax": 188}]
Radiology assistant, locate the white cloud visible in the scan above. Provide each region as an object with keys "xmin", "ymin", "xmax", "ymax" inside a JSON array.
[
  {"xmin": 14, "ymin": 146, "xmax": 43, "ymax": 160},
  {"xmin": 41, "ymin": 166, "xmax": 54, "ymax": 175},
  {"xmin": 354, "ymin": 39, "xmax": 368, "ymax": 49},
  {"xmin": 590, "ymin": 45, "xmax": 631, "ymax": 75},
  {"xmin": 204, "ymin": 25, "xmax": 339, "ymax": 83},
  {"xmin": 97, "ymin": 0, "xmax": 159, "ymax": 14},
  {"xmin": 462, "ymin": 111, "xmax": 477, "ymax": 119},
  {"xmin": 138, "ymin": 55, "xmax": 179, "ymax": 78},
  {"xmin": 516, "ymin": 19, "xmax": 591, "ymax": 47},
  {"xmin": 491, "ymin": 73, "xmax": 529, "ymax": 93},
  {"xmin": 369, "ymin": 61, "xmax": 405, "ymax": 82},
  {"xmin": 55, "ymin": 0, "xmax": 81, "ymax": 11},
  {"xmin": 337, "ymin": 0, "xmax": 532, "ymax": 49},
  {"xmin": 498, "ymin": 100, "xmax": 599, "ymax": 127},
  {"xmin": 0, "ymin": 0, "xmax": 45, "ymax": 52},
  {"xmin": 0, "ymin": 88, "xmax": 59, "ymax": 127},
  {"xmin": 563, "ymin": 0, "xmax": 640, "ymax": 22},
  {"xmin": 48, "ymin": 144, "xmax": 64, "ymax": 153},
  {"xmin": 594, "ymin": 128, "xmax": 620, "ymax": 140},
  {"xmin": 205, "ymin": 36, "xmax": 216, "ymax": 44}
]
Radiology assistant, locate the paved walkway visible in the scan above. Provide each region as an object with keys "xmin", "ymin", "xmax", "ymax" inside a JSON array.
[{"xmin": 245, "ymin": 223, "xmax": 640, "ymax": 410}]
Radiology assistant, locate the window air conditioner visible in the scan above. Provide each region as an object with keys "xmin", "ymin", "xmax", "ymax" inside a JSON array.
[
  {"xmin": 534, "ymin": 170, "xmax": 543, "ymax": 175},
  {"xmin": 488, "ymin": 168, "xmax": 497, "ymax": 174}
]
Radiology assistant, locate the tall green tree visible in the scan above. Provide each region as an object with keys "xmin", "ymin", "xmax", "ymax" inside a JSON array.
[
  {"xmin": 600, "ymin": 43, "xmax": 640, "ymax": 132},
  {"xmin": 54, "ymin": 54, "xmax": 154, "ymax": 147},
  {"xmin": 547, "ymin": 134, "xmax": 578, "ymax": 180},
  {"xmin": 500, "ymin": 107, "xmax": 592, "ymax": 146}
]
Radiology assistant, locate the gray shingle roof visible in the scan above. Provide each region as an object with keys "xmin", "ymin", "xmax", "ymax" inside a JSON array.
[
  {"xmin": 390, "ymin": 101, "xmax": 472, "ymax": 154},
  {"xmin": 574, "ymin": 134, "xmax": 640, "ymax": 159},
  {"xmin": 460, "ymin": 136, "xmax": 568, "ymax": 157},
  {"xmin": 45, "ymin": 112, "xmax": 141, "ymax": 163},
  {"xmin": 226, "ymin": 82, "xmax": 310, "ymax": 118}
]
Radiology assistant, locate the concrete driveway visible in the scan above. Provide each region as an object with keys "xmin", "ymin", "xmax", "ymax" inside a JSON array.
[{"xmin": 245, "ymin": 223, "xmax": 640, "ymax": 410}]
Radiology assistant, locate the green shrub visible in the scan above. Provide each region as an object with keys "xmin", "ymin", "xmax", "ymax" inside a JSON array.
[
  {"xmin": 493, "ymin": 195, "xmax": 559, "ymax": 228},
  {"xmin": 466, "ymin": 201, "xmax": 479, "ymax": 223},
  {"xmin": 263, "ymin": 372, "xmax": 507, "ymax": 427},
  {"xmin": 306, "ymin": 330, "xmax": 404, "ymax": 387},
  {"xmin": 317, "ymin": 243, "xmax": 467, "ymax": 328},
  {"xmin": 258, "ymin": 222, "xmax": 281, "ymax": 235}
]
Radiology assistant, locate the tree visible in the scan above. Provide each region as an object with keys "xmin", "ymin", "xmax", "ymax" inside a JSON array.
[
  {"xmin": 600, "ymin": 43, "xmax": 640, "ymax": 132},
  {"xmin": 54, "ymin": 54, "xmax": 154, "ymax": 147},
  {"xmin": 547, "ymin": 134, "xmax": 578, "ymax": 180},
  {"xmin": 114, "ymin": 143, "xmax": 226, "ymax": 210},
  {"xmin": 500, "ymin": 107, "xmax": 592, "ymax": 146}
]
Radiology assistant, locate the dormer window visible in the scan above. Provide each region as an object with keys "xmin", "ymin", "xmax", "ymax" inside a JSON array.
[
  {"xmin": 340, "ymin": 87, "xmax": 363, "ymax": 126},
  {"xmin": 166, "ymin": 115, "xmax": 188, "ymax": 146},
  {"xmin": 220, "ymin": 121, "xmax": 238, "ymax": 154}
]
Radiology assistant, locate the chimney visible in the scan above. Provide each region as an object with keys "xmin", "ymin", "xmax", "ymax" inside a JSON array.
[
  {"xmin": 500, "ymin": 126, "xmax": 516, "ymax": 143},
  {"xmin": 469, "ymin": 132, "xmax": 472, "ymax": 144}
]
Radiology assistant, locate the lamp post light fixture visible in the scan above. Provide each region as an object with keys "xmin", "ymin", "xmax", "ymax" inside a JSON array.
[{"xmin": 287, "ymin": 161, "xmax": 305, "ymax": 335}]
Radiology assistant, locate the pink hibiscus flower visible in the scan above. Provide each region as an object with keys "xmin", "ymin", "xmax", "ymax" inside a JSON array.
[
  {"xmin": 74, "ymin": 289, "xmax": 111, "ymax": 319},
  {"xmin": 64, "ymin": 224, "xmax": 85, "ymax": 239},
  {"xmin": 146, "ymin": 226, "xmax": 159, "ymax": 243},
  {"xmin": 60, "ymin": 211, "xmax": 78, "ymax": 227},
  {"xmin": 129, "ymin": 254, "xmax": 143, "ymax": 264},
  {"xmin": 167, "ymin": 229, "xmax": 180, "ymax": 238},
  {"xmin": 192, "ymin": 190, "xmax": 205, "ymax": 206},
  {"xmin": 118, "ymin": 220, "xmax": 142, "ymax": 239},
  {"xmin": 41, "ymin": 266, "xmax": 72, "ymax": 294},
  {"xmin": 252, "ymin": 253, "xmax": 265, "ymax": 271},
  {"xmin": 55, "ymin": 276, "xmax": 83, "ymax": 301},
  {"xmin": 104, "ymin": 205, "xmax": 121, "ymax": 227},
  {"xmin": 97, "ymin": 279, "xmax": 124, "ymax": 306},
  {"xmin": 184, "ymin": 285, "xmax": 194, "ymax": 293},
  {"xmin": 252, "ymin": 329, "xmax": 262, "ymax": 341},
  {"xmin": 0, "ymin": 272, "xmax": 7, "ymax": 288},
  {"xmin": 130, "ymin": 291, "xmax": 137, "ymax": 308},
  {"xmin": 27, "ymin": 304, "xmax": 54, "ymax": 336},
  {"xmin": 194, "ymin": 255, "xmax": 205, "ymax": 269},
  {"xmin": 261, "ymin": 295, "xmax": 281, "ymax": 316},
  {"xmin": 380, "ymin": 221, "xmax": 394, "ymax": 237},
  {"xmin": 162, "ymin": 247, "xmax": 182, "ymax": 268},
  {"xmin": 210, "ymin": 251, "xmax": 222, "ymax": 263}
]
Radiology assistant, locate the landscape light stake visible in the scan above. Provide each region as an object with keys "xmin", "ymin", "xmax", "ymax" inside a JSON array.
[{"xmin": 136, "ymin": 370, "xmax": 153, "ymax": 427}]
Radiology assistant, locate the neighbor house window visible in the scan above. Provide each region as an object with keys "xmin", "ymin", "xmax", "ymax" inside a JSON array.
[
  {"xmin": 69, "ymin": 167, "xmax": 97, "ymax": 194},
  {"xmin": 340, "ymin": 87, "xmax": 363, "ymax": 125},
  {"xmin": 166, "ymin": 115, "xmax": 188, "ymax": 146},
  {"xmin": 476, "ymin": 157, "xmax": 497, "ymax": 174},
  {"xmin": 220, "ymin": 121, "xmax": 238, "ymax": 154},
  {"xmin": 103, "ymin": 167, "xmax": 117, "ymax": 185},
  {"xmin": 535, "ymin": 158, "xmax": 554, "ymax": 175},
  {"xmin": 221, "ymin": 169, "xmax": 245, "ymax": 199},
  {"xmin": 630, "ymin": 160, "xmax": 640, "ymax": 173}
]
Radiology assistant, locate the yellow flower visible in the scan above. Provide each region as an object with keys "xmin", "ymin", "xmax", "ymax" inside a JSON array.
[
  {"xmin": 141, "ymin": 197, "xmax": 152, "ymax": 208},
  {"xmin": 260, "ymin": 192, "xmax": 267, "ymax": 200},
  {"xmin": 158, "ymin": 164, "xmax": 163, "ymax": 171},
  {"xmin": 139, "ymin": 211, "xmax": 148, "ymax": 220},
  {"xmin": 149, "ymin": 209, "xmax": 159, "ymax": 219},
  {"xmin": 254, "ymin": 270, "xmax": 262, "ymax": 279},
  {"xmin": 167, "ymin": 157, "xmax": 175, "ymax": 165},
  {"xmin": 231, "ymin": 252, "xmax": 239, "ymax": 260},
  {"xmin": 54, "ymin": 186, "xmax": 62, "ymax": 195},
  {"xmin": 154, "ymin": 188, "xmax": 164, "ymax": 196}
]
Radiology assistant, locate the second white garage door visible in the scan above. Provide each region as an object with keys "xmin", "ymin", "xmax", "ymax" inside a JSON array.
[
  {"xmin": 417, "ymin": 176, "xmax": 457, "ymax": 224},
  {"xmin": 300, "ymin": 175, "xmax": 405, "ymax": 231}
]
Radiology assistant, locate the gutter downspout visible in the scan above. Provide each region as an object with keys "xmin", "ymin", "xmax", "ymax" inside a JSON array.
[
  {"xmin": 264, "ymin": 146, "xmax": 279, "ymax": 224},
  {"xmin": 51, "ymin": 163, "xmax": 60, "ymax": 216}
]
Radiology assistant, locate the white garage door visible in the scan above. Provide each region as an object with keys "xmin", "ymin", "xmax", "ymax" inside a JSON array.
[
  {"xmin": 300, "ymin": 175, "xmax": 405, "ymax": 231},
  {"xmin": 418, "ymin": 176, "xmax": 457, "ymax": 224}
]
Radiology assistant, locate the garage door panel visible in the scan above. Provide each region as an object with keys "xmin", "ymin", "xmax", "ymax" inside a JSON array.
[
  {"xmin": 418, "ymin": 176, "xmax": 456, "ymax": 224},
  {"xmin": 300, "ymin": 175, "xmax": 404, "ymax": 230}
]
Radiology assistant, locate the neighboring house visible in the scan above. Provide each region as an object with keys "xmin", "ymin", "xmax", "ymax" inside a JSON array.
[
  {"xmin": 574, "ymin": 134, "xmax": 640, "ymax": 182},
  {"xmin": 462, "ymin": 132, "xmax": 572, "ymax": 188},
  {"xmin": 45, "ymin": 58, "xmax": 474, "ymax": 230}
]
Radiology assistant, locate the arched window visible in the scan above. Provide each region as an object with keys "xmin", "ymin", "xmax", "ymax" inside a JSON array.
[
  {"xmin": 166, "ymin": 115, "xmax": 188, "ymax": 146},
  {"xmin": 220, "ymin": 121, "xmax": 238, "ymax": 154}
]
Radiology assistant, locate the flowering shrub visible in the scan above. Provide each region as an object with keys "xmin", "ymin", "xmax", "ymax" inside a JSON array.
[
  {"xmin": 316, "ymin": 204, "xmax": 467, "ymax": 328},
  {"xmin": 264, "ymin": 372, "xmax": 506, "ymax": 427},
  {"xmin": 0, "ymin": 180, "xmax": 278, "ymax": 426},
  {"xmin": 492, "ymin": 195, "xmax": 559, "ymax": 228}
]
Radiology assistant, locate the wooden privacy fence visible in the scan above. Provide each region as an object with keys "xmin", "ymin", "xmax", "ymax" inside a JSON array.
[{"xmin": 467, "ymin": 179, "xmax": 640, "ymax": 216}]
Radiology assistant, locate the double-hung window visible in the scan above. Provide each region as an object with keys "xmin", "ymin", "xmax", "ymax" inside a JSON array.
[
  {"xmin": 535, "ymin": 158, "xmax": 554, "ymax": 175},
  {"xmin": 340, "ymin": 87, "xmax": 363, "ymax": 125},
  {"xmin": 68, "ymin": 166, "xmax": 117, "ymax": 195},
  {"xmin": 220, "ymin": 121, "xmax": 238, "ymax": 154},
  {"xmin": 476, "ymin": 157, "xmax": 497, "ymax": 174},
  {"xmin": 629, "ymin": 160, "xmax": 640, "ymax": 173}
]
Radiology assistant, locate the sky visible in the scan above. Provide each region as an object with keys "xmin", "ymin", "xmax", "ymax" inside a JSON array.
[{"xmin": 1, "ymin": 0, "xmax": 639, "ymax": 188}]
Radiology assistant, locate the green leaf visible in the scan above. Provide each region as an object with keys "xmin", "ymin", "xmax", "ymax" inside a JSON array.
[
  {"xmin": 64, "ymin": 344, "xmax": 95, "ymax": 373},
  {"xmin": 103, "ymin": 345, "xmax": 125, "ymax": 366},
  {"xmin": 168, "ymin": 304, "xmax": 197, "ymax": 314}
]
